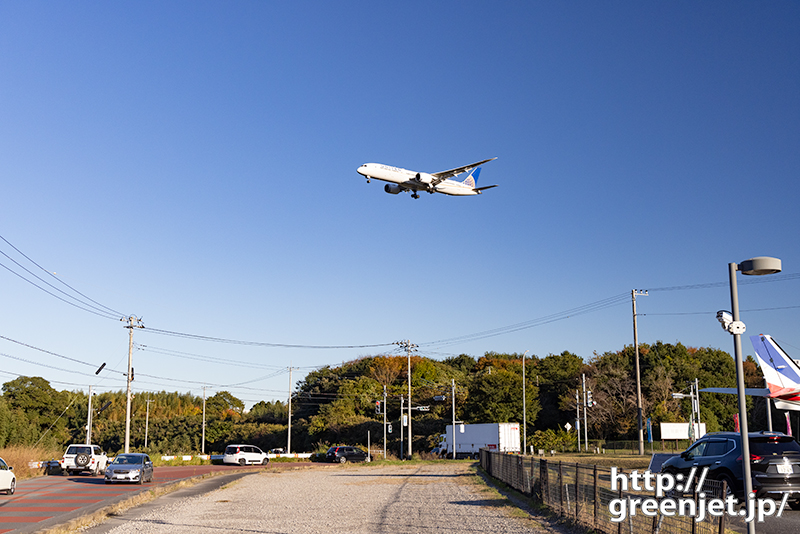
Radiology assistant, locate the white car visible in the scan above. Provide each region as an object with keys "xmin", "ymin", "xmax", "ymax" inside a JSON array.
[
  {"xmin": 0, "ymin": 457, "xmax": 15, "ymax": 495},
  {"xmin": 60, "ymin": 444, "xmax": 108, "ymax": 476},
  {"xmin": 222, "ymin": 444, "xmax": 269, "ymax": 465}
]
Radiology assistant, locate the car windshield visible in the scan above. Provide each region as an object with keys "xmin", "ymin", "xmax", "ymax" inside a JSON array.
[
  {"xmin": 751, "ymin": 437, "xmax": 800, "ymax": 455},
  {"xmin": 112, "ymin": 455, "xmax": 142, "ymax": 465},
  {"xmin": 67, "ymin": 446, "xmax": 92, "ymax": 455}
]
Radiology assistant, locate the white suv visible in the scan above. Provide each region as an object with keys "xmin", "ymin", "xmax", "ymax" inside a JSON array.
[
  {"xmin": 222, "ymin": 444, "xmax": 269, "ymax": 465},
  {"xmin": 60, "ymin": 444, "xmax": 108, "ymax": 476}
]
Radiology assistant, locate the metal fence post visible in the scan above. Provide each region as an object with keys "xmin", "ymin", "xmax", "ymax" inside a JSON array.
[
  {"xmin": 575, "ymin": 463, "xmax": 580, "ymax": 521},
  {"xmin": 559, "ymin": 461, "xmax": 564, "ymax": 516},
  {"xmin": 718, "ymin": 479, "xmax": 727, "ymax": 534},
  {"xmin": 593, "ymin": 465, "xmax": 598, "ymax": 531}
]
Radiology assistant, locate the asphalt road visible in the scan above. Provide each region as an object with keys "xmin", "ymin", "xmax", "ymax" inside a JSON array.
[{"xmin": 0, "ymin": 463, "xmax": 294, "ymax": 534}]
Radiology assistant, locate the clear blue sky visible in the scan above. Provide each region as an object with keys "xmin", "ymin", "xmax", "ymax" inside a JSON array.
[{"xmin": 1, "ymin": 2, "xmax": 799, "ymax": 408}]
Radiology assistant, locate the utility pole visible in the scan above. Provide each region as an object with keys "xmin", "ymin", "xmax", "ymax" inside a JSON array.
[
  {"xmin": 765, "ymin": 379, "xmax": 773, "ymax": 431},
  {"xmin": 632, "ymin": 289, "xmax": 648, "ymax": 456},
  {"xmin": 201, "ymin": 386, "xmax": 206, "ymax": 455},
  {"xmin": 576, "ymin": 389, "xmax": 581, "ymax": 452},
  {"xmin": 85, "ymin": 386, "xmax": 94, "ymax": 444},
  {"xmin": 395, "ymin": 340, "xmax": 417, "ymax": 459},
  {"xmin": 521, "ymin": 350, "xmax": 529, "ymax": 454},
  {"xmin": 400, "ymin": 395, "xmax": 404, "ymax": 460},
  {"xmin": 288, "ymin": 367, "xmax": 293, "ymax": 454},
  {"xmin": 122, "ymin": 316, "xmax": 143, "ymax": 453},
  {"xmin": 383, "ymin": 384, "xmax": 387, "ymax": 459},
  {"xmin": 582, "ymin": 373, "xmax": 588, "ymax": 452},
  {"xmin": 452, "ymin": 379, "xmax": 457, "ymax": 459},
  {"xmin": 145, "ymin": 398, "xmax": 153, "ymax": 449},
  {"xmin": 694, "ymin": 378, "xmax": 701, "ymax": 438}
]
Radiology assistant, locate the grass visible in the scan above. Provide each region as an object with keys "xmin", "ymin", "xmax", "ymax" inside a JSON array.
[
  {"xmin": 537, "ymin": 452, "xmax": 652, "ymax": 470},
  {"xmin": 0, "ymin": 444, "xmax": 63, "ymax": 481}
]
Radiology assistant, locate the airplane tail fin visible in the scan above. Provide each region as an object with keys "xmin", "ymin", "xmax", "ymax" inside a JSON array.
[
  {"xmin": 750, "ymin": 334, "xmax": 800, "ymax": 397},
  {"xmin": 461, "ymin": 167, "xmax": 481, "ymax": 189}
]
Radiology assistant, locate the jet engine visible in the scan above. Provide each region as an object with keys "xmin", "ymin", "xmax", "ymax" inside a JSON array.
[
  {"xmin": 415, "ymin": 172, "xmax": 434, "ymax": 184},
  {"xmin": 384, "ymin": 184, "xmax": 403, "ymax": 194}
]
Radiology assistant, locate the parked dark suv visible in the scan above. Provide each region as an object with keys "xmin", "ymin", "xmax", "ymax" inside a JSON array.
[
  {"xmin": 660, "ymin": 431, "xmax": 800, "ymax": 506},
  {"xmin": 326, "ymin": 446, "xmax": 370, "ymax": 463}
]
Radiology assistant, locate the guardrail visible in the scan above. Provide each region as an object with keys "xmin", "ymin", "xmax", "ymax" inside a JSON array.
[
  {"xmin": 480, "ymin": 450, "xmax": 747, "ymax": 534},
  {"xmin": 159, "ymin": 453, "xmax": 313, "ymax": 461}
]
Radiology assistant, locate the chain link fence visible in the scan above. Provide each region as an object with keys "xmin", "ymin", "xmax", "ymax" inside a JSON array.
[{"xmin": 480, "ymin": 450, "xmax": 746, "ymax": 534}]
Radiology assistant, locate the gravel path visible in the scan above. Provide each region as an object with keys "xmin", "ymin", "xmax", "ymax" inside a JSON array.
[{"xmin": 91, "ymin": 463, "xmax": 553, "ymax": 533}]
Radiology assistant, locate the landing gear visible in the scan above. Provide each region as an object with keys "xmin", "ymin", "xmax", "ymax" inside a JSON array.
[{"xmin": 411, "ymin": 192, "xmax": 420, "ymax": 199}]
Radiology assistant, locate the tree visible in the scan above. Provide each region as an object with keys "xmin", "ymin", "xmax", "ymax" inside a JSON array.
[
  {"xmin": 206, "ymin": 391, "xmax": 245, "ymax": 419},
  {"xmin": 462, "ymin": 368, "xmax": 540, "ymax": 425}
]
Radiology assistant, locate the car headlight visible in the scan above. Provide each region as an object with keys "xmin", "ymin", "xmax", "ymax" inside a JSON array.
[{"xmin": 130, "ymin": 469, "xmax": 140, "ymax": 476}]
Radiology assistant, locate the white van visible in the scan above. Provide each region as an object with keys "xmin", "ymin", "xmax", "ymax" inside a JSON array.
[{"xmin": 222, "ymin": 444, "xmax": 269, "ymax": 465}]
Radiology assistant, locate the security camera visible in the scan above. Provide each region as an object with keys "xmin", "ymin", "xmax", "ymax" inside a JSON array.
[{"xmin": 717, "ymin": 310, "xmax": 745, "ymax": 335}]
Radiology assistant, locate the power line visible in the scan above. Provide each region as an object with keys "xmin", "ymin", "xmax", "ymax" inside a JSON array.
[
  {"xmin": 420, "ymin": 292, "xmax": 631, "ymax": 348},
  {"xmin": 0, "ymin": 234, "xmax": 126, "ymax": 320},
  {"xmin": 140, "ymin": 327, "xmax": 395, "ymax": 349}
]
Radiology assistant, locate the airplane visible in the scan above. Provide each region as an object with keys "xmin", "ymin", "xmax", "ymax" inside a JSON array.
[
  {"xmin": 701, "ymin": 334, "xmax": 800, "ymax": 411},
  {"xmin": 357, "ymin": 158, "xmax": 497, "ymax": 199}
]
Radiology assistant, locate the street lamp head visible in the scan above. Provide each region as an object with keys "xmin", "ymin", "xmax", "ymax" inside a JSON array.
[{"xmin": 739, "ymin": 256, "xmax": 782, "ymax": 276}]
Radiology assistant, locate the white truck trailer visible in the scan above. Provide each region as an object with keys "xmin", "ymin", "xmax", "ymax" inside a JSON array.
[{"xmin": 436, "ymin": 423, "xmax": 521, "ymax": 459}]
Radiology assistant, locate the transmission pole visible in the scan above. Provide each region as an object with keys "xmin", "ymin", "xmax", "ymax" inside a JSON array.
[
  {"xmin": 122, "ymin": 316, "xmax": 143, "ymax": 453},
  {"xmin": 632, "ymin": 289, "xmax": 648, "ymax": 456}
]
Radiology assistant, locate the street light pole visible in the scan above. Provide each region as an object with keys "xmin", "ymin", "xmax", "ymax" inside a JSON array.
[{"xmin": 724, "ymin": 256, "xmax": 782, "ymax": 534}]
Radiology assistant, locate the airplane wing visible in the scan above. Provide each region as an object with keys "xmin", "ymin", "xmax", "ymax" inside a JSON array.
[{"xmin": 430, "ymin": 158, "xmax": 497, "ymax": 186}]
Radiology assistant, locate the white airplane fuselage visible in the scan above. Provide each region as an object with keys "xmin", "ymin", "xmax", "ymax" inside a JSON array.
[{"xmin": 357, "ymin": 163, "xmax": 484, "ymax": 196}]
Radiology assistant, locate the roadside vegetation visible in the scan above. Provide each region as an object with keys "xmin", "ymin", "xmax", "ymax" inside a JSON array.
[{"xmin": 1, "ymin": 341, "xmax": 770, "ymax": 469}]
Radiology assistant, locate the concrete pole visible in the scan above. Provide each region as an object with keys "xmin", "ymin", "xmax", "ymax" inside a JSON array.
[
  {"xmin": 582, "ymin": 374, "xmax": 588, "ymax": 452},
  {"xmin": 124, "ymin": 318, "xmax": 134, "ymax": 453},
  {"xmin": 521, "ymin": 350, "xmax": 528, "ymax": 454},
  {"xmin": 287, "ymin": 367, "xmax": 293, "ymax": 454},
  {"xmin": 85, "ymin": 386, "xmax": 93, "ymax": 444},
  {"xmin": 452, "ymin": 379, "xmax": 457, "ymax": 459},
  {"xmin": 632, "ymin": 290, "xmax": 647, "ymax": 456},
  {"xmin": 407, "ymin": 342, "xmax": 412, "ymax": 459},
  {"xmin": 383, "ymin": 385, "xmax": 387, "ymax": 459}
]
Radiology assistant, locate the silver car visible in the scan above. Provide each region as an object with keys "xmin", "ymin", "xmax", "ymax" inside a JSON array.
[{"xmin": 104, "ymin": 453, "xmax": 154, "ymax": 484}]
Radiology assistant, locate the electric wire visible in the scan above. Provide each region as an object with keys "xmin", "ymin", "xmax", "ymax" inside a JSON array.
[
  {"xmin": 140, "ymin": 327, "xmax": 395, "ymax": 350},
  {"xmin": 419, "ymin": 292, "xmax": 631, "ymax": 348},
  {"xmin": 0, "ymin": 234, "xmax": 126, "ymax": 320}
]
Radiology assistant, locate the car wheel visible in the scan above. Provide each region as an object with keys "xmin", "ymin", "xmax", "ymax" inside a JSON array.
[
  {"xmin": 262, "ymin": 458, "xmax": 269, "ymax": 465},
  {"xmin": 339, "ymin": 456, "xmax": 347, "ymax": 464},
  {"xmin": 6, "ymin": 480, "xmax": 15, "ymax": 495},
  {"xmin": 75, "ymin": 453, "xmax": 90, "ymax": 467},
  {"xmin": 790, "ymin": 500, "xmax": 800, "ymax": 510},
  {"xmin": 238, "ymin": 459, "xmax": 246, "ymax": 466}
]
